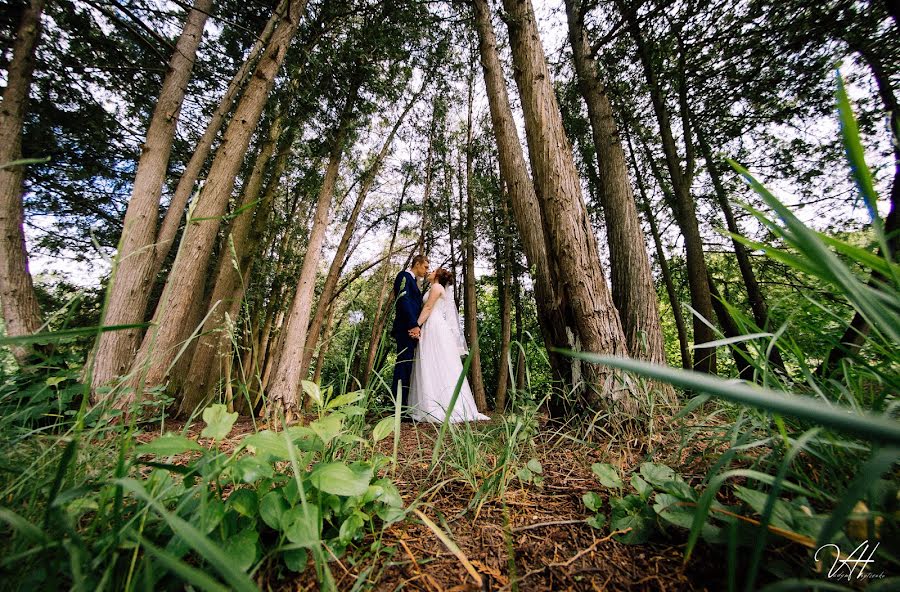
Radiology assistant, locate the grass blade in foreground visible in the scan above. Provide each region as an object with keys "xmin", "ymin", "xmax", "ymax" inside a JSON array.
[{"xmin": 556, "ymin": 350, "xmax": 900, "ymax": 446}]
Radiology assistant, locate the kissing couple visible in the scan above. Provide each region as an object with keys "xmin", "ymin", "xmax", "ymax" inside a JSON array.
[{"xmin": 390, "ymin": 255, "xmax": 490, "ymax": 423}]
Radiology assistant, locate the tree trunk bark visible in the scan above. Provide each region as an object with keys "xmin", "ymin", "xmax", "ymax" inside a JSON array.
[
  {"xmin": 500, "ymin": 0, "xmax": 630, "ymax": 406},
  {"xmin": 267, "ymin": 86, "xmax": 358, "ymax": 423},
  {"xmin": 151, "ymin": 1, "xmax": 282, "ymax": 277},
  {"xmin": 621, "ymin": 4, "xmax": 717, "ymax": 374},
  {"xmin": 471, "ymin": 0, "xmax": 579, "ymax": 397},
  {"xmin": 495, "ymin": 182, "xmax": 512, "ymax": 412},
  {"xmin": 363, "ymin": 170, "xmax": 411, "ymax": 385},
  {"xmin": 693, "ymin": 120, "xmax": 787, "ymax": 373},
  {"xmin": 625, "ymin": 128, "xmax": 691, "ymax": 370},
  {"xmin": 417, "ymin": 101, "xmax": 438, "ymax": 256},
  {"xmin": 708, "ymin": 275, "xmax": 754, "ymax": 380},
  {"xmin": 565, "ymin": 0, "xmax": 669, "ymax": 376},
  {"xmin": 512, "ymin": 265, "xmax": 526, "ymax": 392},
  {"xmin": 90, "ymin": 0, "xmax": 213, "ymax": 398},
  {"xmin": 0, "ymin": 0, "xmax": 46, "ymax": 366},
  {"xmin": 461, "ymin": 60, "xmax": 489, "ymax": 411},
  {"xmin": 124, "ymin": 0, "xmax": 308, "ymax": 407},
  {"xmin": 178, "ymin": 113, "xmax": 285, "ymax": 415},
  {"xmin": 299, "ymin": 87, "xmax": 422, "ymax": 377}
]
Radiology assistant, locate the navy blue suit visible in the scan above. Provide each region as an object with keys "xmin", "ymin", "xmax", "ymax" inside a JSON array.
[{"xmin": 391, "ymin": 271, "xmax": 423, "ymax": 406}]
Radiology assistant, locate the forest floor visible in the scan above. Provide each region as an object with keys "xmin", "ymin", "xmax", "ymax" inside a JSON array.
[{"xmin": 141, "ymin": 416, "xmax": 785, "ymax": 591}]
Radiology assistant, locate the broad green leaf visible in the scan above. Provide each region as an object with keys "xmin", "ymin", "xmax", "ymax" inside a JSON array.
[
  {"xmin": 591, "ymin": 463, "xmax": 624, "ymax": 489},
  {"xmin": 339, "ymin": 511, "xmax": 366, "ymax": 543},
  {"xmin": 231, "ymin": 455, "xmax": 274, "ymax": 483},
  {"xmin": 301, "ymin": 380, "xmax": 323, "ymax": 407},
  {"xmin": 242, "ymin": 430, "xmax": 290, "ymax": 461},
  {"xmin": 631, "ymin": 475, "xmax": 653, "ymax": 500},
  {"xmin": 283, "ymin": 548, "xmax": 308, "ymax": 572},
  {"xmin": 201, "ymin": 404, "xmax": 238, "ymax": 441},
  {"xmin": 309, "ymin": 462, "xmax": 372, "ymax": 497},
  {"xmin": 284, "ymin": 505, "xmax": 320, "ymax": 548},
  {"xmin": 326, "ymin": 389, "xmax": 364, "ymax": 410},
  {"xmin": 516, "ymin": 467, "xmax": 533, "ymax": 482},
  {"xmin": 586, "ymin": 514, "xmax": 607, "ymax": 530},
  {"xmin": 227, "ymin": 489, "xmax": 258, "ymax": 518},
  {"xmin": 222, "ymin": 529, "xmax": 258, "ymax": 572},
  {"xmin": 373, "ymin": 479, "xmax": 403, "ymax": 508},
  {"xmin": 373, "ymin": 416, "xmax": 394, "ymax": 443},
  {"xmin": 258, "ymin": 491, "xmax": 288, "ymax": 531},
  {"xmin": 526, "ymin": 458, "xmax": 543, "ymax": 474},
  {"xmin": 45, "ymin": 375, "xmax": 66, "ymax": 387},
  {"xmin": 199, "ymin": 498, "xmax": 225, "ymax": 534},
  {"xmin": 135, "ymin": 434, "xmax": 202, "ymax": 456},
  {"xmin": 582, "ymin": 491, "xmax": 603, "ymax": 512},
  {"xmin": 610, "ymin": 494, "xmax": 655, "ymax": 544},
  {"xmin": 639, "ymin": 463, "xmax": 677, "ymax": 489},
  {"xmin": 309, "ymin": 414, "xmax": 343, "ymax": 445}
]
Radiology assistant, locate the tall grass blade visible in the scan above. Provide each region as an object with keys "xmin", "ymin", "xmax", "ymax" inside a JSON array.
[
  {"xmin": 558, "ymin": 351, "xmax": 900, "ymax": 446},
  {"xmin": 137, "ymin": 535, "xmax": 231, "ymax": 592},
  {"xmin": 115, "ymin": 478, "xmax": 257, "ymax": 592}
]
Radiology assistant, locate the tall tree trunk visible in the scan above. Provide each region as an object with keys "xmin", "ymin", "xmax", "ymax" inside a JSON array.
[
  {"xmin": 151, "ymin": 2, "xmax": 282, "ymax": 277},
  {"xmin": 90, "ymin": 0, "xmax": 213, "ymax": 398},
  {"xmin": 124, "ymin": 0, "xmax": 308, "ymax": 406},
  {"xmin": 178, "ymin": 113, "xmax": 286, "ymax": 415},
  {"xmin": 500, "ymin": 0, "xmax": 630, "ymax": 406},
  {"xmin": 461, "ymin": 58, "xmax": 488, "ymax": 411},
  {"xmin": 625, "ymin": 129, "xmax": 691, "ymax": 370},
  {"xmin": 693, "ymin": 119, "xmax": 787, "ymax": 373},
  {"xmin": 495, "ymin": 182, "xmax": 512, "ymax": 412},
  {"xmin": 267, "ymin": 86, "xmax": 358, "ymax": 423},
  {"xmin": 363, "ymin": 170, "xmax": 410, "ymax": 385},
  {"xmin": 565, "ymin": 0, "xmax": 667, "ymax": 371},
  {"xmin": 471, "ymin": 0, "xmax": 578, "ymax": 397},
  {"xmin": 512, "ymin": 264, "xmax": 526, "ymax": 392},
  {"xmin": 621, "ymin": 4, "xmax": 717, "ymax": 374},
  {"xmin": 708, "ymin": 276, "xmax": 754, "ymax": 380},
  {"xmin": 312, "ymin": 302, "xmax": 336, "ymax": 384},
  {"xmin": 0, "ymin": 0, "xmax": 45, "ymax": 365},
  {"xmin": 299, "ymin": 88, "xmax": 422, "ymax": 377},
  {"xmin": 446, "ymin": 149, "xmax": 460, "ymax": 305},
  {"xmin": 417, "ymin": 101, "xmax": 438, "ymax": 256}
]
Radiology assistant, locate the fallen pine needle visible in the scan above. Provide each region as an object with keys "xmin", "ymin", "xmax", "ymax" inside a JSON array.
[{"xmin": 413, "ymin": 509, "xmax": 483, "ymax": 588}]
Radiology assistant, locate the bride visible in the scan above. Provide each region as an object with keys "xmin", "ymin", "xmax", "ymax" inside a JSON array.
[{"xmin": 408, "ymin": 267, "xmax": 490, "ymax": 423}]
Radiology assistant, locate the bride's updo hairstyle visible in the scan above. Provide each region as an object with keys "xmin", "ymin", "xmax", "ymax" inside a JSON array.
[{"xmin": 433, "ymin": 267, "xmax": 454, "ymax": 286}]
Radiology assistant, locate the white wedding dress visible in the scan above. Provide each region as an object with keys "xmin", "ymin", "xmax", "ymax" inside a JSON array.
[{"xmin": 408, "ymin": 285, "xmax": 490, "ymax": 423}]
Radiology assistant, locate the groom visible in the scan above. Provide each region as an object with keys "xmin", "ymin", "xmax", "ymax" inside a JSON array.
[{"xmin": 391, "ymin": 254, "xmax": 429, "ymax": 410}]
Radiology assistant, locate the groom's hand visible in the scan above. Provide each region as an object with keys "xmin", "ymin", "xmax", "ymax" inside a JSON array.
[{"xmin": 408, "ymin": 327, "xmax": 421, "ymax": 339}]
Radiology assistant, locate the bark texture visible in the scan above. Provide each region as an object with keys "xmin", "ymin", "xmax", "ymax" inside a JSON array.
[
  {"xmin": 471, "ymin": 0, "xmax": 578, "ymax": 395},
  {"xmin": 299, "ymin": 88, "xmax": 421, "ymax": 378},
  {"xmin": 0, "ymin": 0, "xmax": 46, "ymax": 365},
  {"xmin": 178, "ymin": 113, "xmax": 285, "ymax": 415},
  {"xmin": 267, "ymin": 87, "xmax": 358, "ymax": 421},
  {"xmin": 462, "ymin": 62, "xmax": 488, "ymax": 411},
  {"xmin": 151, "ymin": 2, "xmax": 281, "ymax": 276},
  {"xmin": 500, "ymin": 0, "xmax": 630, "ymax": 404},
  {"xmin": 622, "ymin": 4, "xmax": 717, "ymax": 374},
  {"xmin": 565, "ymin": 0, "xmax": 668, "ymax": 373},
  {"xmin": 91, "ymin": 0, "xmax": 213, "ymax": 397},
  {"xmin": 126, "ymin": 0, "xmax": 308, "ymax": 405}
]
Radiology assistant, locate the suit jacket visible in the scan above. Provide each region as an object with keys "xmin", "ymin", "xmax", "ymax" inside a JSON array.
[{"xmin": 391, "ymin": 270, "xmax": 423, "ymax": 339}]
